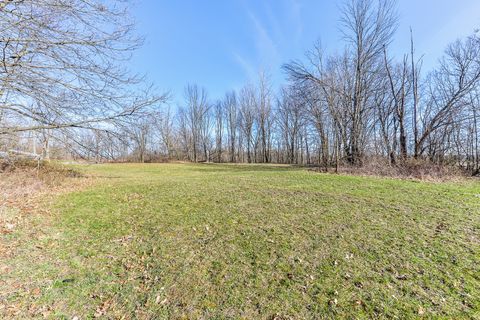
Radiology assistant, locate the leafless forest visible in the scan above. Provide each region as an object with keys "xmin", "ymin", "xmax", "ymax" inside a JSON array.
[{"xmin": 1, "ymin": 0, "xmax": 480, "ymax": 175}]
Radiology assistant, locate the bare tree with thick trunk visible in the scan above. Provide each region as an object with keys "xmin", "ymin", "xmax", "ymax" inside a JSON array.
[{"xmin": 0, "ymin": 0, "xmax": 166, "ymax": 137}]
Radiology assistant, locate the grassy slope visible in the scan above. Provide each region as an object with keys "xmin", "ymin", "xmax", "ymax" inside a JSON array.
[{"xmin": 3, "ymin": 163, "xmax": 480, "ymax": 319}]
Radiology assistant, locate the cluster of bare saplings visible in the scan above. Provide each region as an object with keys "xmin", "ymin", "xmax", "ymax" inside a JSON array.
[{"xmin": 0, "ymin": 0, "xmax": 479, "ymax": 175}]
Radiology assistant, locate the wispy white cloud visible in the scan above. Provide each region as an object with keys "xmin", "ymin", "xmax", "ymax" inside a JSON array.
[
  {"xmin": 419, "ymin": 0, "xmax": 480, "ymax": 71},
  {"xmin": 233, "ymin": 52, "xmax": 256, "ymax": 81},
  {"xmin": 232, "ymin": 0, "xmax": 302, "ymax": 86},
  {"xmin": 247, "ymin": 9, "xmax": 281, "ymax": 67},
  {"xmin": 288, "ymin": 0, "xmax": 303, "ymax": 40}
]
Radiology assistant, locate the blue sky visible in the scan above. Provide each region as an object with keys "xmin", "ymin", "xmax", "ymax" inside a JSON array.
[{"xmin": 130, "ymin": 0, "xmax": 480, "ymax": 103}]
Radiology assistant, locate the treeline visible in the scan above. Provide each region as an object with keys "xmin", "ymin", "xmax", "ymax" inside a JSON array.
[
  {"xmin": 0, "ymin": 0, "xmax": 165, "ymax": 158},
  {"xmin": 1, "ymin": 0, "xmax": 479, "ymax": 174},
  {"xmin": 68, "ymin": 0, "xmax": 480, "ymax": 174}
]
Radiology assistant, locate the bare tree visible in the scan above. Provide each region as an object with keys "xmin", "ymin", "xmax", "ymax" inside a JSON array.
[
  {"xmin": 277, "ymin": 87, "xmax": 307, "ymax": 164},
  {"xmin": 183, "ymin": 85, "xmax": 210, "ymax": 162},
  {"xmin": 214, "ymin": 101, "xmax": 223, "ymax": 162},
  {"xmin": 156, "ymin": 106, "xmax": 177, "ymax": 159},
  {"xmin": 223, "ymin": 91, "xmax": 238, "ymax": 162},
  {"xmin": 339, "ymin": 0, "xmax": 398, "ymax": 164},
  {"xmin": 239, "ymin": 85, "xmax": 256, "ymax": 163},
  {"xmin": 384, "ymin": 49, "xmax": 410, "ymax": 162},
  {"xmin": 416, "ymin": 36, "xmax": 480, "ymax": 157},
  {"xmin": 0, "ymin": 0, "xmax": 166, "ymax": 137},
  {"xmin": 410, "ymin": 28, "xmax": 422, "ymax": 159},
  {"xmin": 257, "ymin": 72, "xmax": 273, "ymax": 163}
]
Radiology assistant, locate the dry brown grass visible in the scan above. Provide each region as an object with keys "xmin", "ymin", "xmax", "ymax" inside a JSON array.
[
  {"xmin": 0, "ymin": 160, "xmax": 97, "ymax": 318},
  {"xmin": 316, "ymin": 157, "xmax": 470, "ymax": 182},
  {"xmin": 0, "ymin": 160, "xmax": 94, "ymax": 278},
  {"xmin": 0, "ymin": 160, "xmax": 95, "ymax": 237},
  {"xmin": 1, "ymin": 160, "xmax": 81, "ymax": 209}
]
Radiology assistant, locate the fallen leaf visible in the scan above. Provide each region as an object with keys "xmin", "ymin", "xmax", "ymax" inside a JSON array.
[{"xmin": 418, "ymin": 306, "xmax": 425, "ymax": 315}]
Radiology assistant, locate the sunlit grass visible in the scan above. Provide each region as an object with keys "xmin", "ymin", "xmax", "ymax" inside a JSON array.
[{"xmin": 3, "ymin": 163, "xmax": 480, "ymax": 319}]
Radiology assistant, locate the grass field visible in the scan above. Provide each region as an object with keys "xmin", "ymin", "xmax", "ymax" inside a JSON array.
[{"xmin": 2, "ymin": 163, "xmax": 480, "ymax": 319}]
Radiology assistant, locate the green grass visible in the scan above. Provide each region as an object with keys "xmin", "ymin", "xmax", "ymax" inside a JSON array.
[{"xmin": 3, "ymin": 163, "xmax": 480, "ymax": 319}]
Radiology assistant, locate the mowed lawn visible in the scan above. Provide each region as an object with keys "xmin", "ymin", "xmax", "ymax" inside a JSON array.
[{"xmin": 3, "ymin": 163, "xmax": 480, "ymax": 319}]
